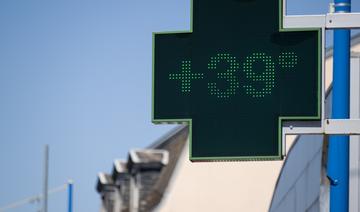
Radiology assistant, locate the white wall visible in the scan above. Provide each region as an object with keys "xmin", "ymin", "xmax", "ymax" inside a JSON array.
[
  {"xmin": 269, "ymin": 135, "xmax": 324, "ymax": 212},
  {"xmin": 154, "ymin": 141, "xmax": 287, "ymax": 212}
]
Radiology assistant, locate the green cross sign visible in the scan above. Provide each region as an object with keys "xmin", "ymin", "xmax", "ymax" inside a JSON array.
[{"xmin": 152, "ymin": 0, "xmax": 321, "ymax": 161}]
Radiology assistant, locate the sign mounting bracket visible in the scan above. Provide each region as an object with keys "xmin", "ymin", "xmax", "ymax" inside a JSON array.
[{"xmin": 281, "ymin": 1, "xmax": 360, "ymax": 156}]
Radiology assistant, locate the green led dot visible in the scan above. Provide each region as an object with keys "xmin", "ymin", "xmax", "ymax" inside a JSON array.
[{"xmin": 279, "ymin": 52, "xmax": 298, "ymax": 70}]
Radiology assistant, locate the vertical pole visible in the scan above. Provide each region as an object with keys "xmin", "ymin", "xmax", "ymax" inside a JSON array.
[
  {"xmin": 68, "ymin": 180, "xmax": 73, "ymax": 212},
  {"xmin": 42, "ymin": 145, "xmax": 49, "ymax": 212},
  {"xmin": 349, "ymin": 54, "xmax": 360, "ymax": 212},
  {"xmin": 327, "ymin": 0, "xmax": 351, "ymax": 211}
]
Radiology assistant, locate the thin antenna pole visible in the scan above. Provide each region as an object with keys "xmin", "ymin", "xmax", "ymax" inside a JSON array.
[{"xmin": 43, "ymin": 145, "xmax": 49, "ymax": 212}]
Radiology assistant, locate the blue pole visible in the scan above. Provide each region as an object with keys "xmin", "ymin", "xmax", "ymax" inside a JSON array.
[
  {"xmin": 327, "ymin": 0, "xmax": 351, "ymax": 211},
  {"xmin": 68, "ymin": 181, "xmax": 73, "ymax": 212}
]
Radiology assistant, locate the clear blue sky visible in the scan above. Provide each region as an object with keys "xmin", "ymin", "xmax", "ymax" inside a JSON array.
[{"xmin": 0, "ymin": 0, "xmax": 359, "ymax": 211}]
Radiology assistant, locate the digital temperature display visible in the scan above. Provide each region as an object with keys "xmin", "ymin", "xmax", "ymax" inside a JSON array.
[
  {"xmin": 169, "ymin": 52, "xmax": 298, "ymax": 98},
  {"xmin": 152, "ymin": 0, "xmax": 321, "ymax": 161}
]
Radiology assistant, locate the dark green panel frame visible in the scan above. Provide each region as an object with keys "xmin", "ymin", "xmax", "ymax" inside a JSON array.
[{"xmin": 152, "ymin": 0, "xmax": 322, "ymax": 161}]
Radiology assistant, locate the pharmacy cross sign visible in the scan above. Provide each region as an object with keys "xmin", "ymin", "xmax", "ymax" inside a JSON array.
[{"xmin": 152, "ymin": 0, "xmax": 321, "ymax": 161}]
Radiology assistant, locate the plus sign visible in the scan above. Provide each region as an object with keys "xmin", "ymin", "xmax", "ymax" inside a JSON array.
[
  {"xmin": 153, "ymin": 0, "xmax": 321, "ymax": 161},
  {"xmin": 169, "ymin": 61, "xmax": 204, "ymax": 93}
]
